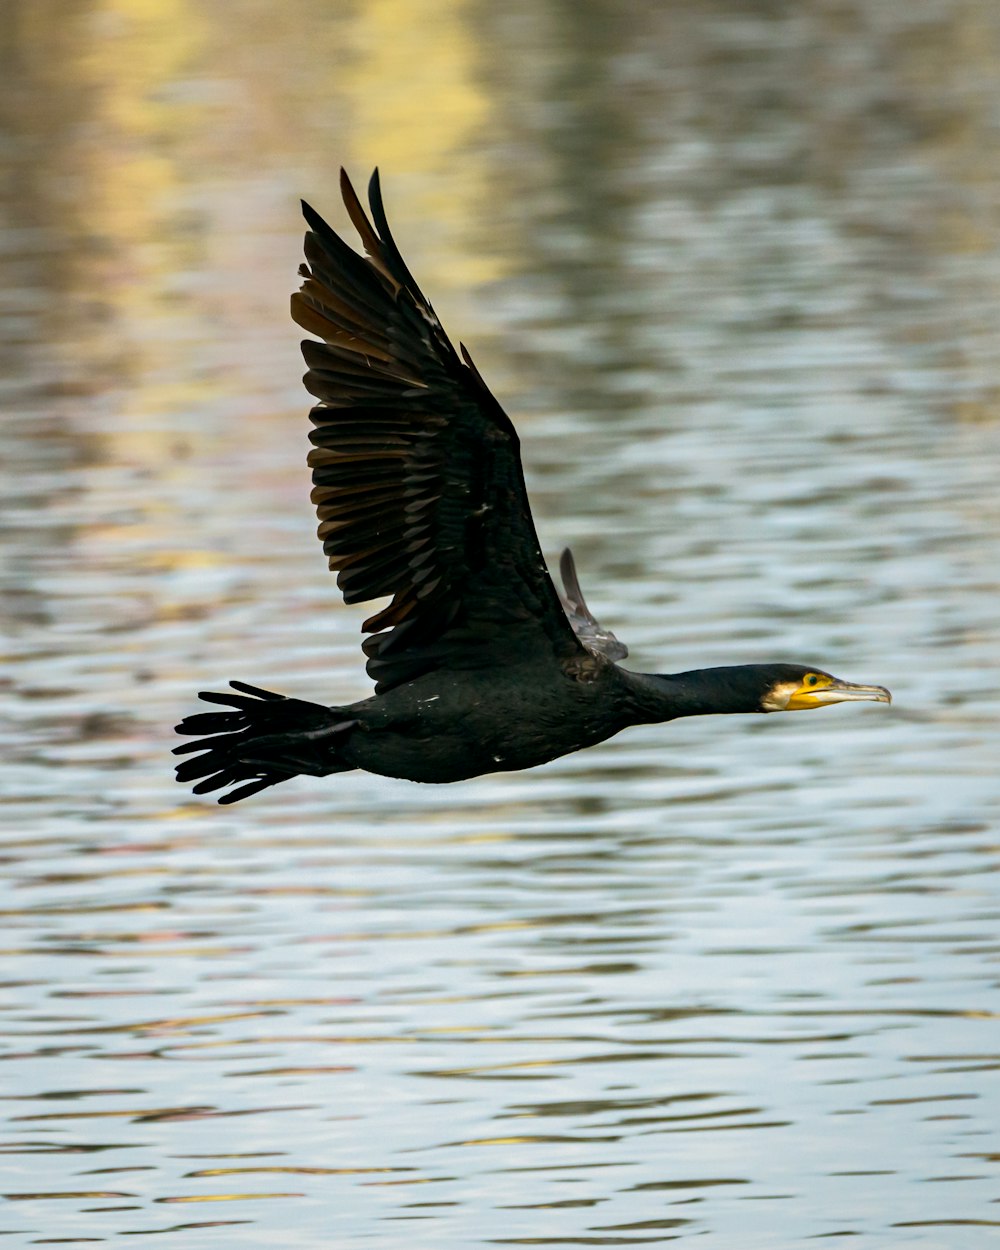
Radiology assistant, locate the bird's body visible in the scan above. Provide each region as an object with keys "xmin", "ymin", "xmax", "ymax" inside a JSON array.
[
  {"xmin": 174, "ymin": 170, "xmax": 890, "ymax": 803},
  {"xmin": 309, "ymin": 656, "xmax": 635, "ymax": 784}
]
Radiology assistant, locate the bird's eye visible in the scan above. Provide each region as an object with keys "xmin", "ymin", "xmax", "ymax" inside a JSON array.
[{"xmin": 807, "ymin": 675, "xmax": 819, "ymax": 686}]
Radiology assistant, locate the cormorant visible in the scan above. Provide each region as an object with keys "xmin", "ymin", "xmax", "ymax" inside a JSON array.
[{"xmin": 173, "ymin": 170, "xmax": 891, "ymax": 803}]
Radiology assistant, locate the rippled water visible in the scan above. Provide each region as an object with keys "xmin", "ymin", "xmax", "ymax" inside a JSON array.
[{"xmin": 3, "ymin": 1, "xmax": 1000, "ymax": 1246}]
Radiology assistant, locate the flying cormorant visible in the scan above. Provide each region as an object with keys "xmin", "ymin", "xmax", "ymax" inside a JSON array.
[{"xmin": 174, "ymin": 170, "xmax": 891, "ymax": 803}]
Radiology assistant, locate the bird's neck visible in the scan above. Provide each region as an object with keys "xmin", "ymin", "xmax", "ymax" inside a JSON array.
[{"xmin": 624, "ymin": 666, "xmax": 767, "ymax": 722}]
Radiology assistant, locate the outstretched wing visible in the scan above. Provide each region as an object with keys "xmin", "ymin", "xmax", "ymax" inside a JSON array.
[
  {"xmin": 558, "ymin": 548, "xmax": 628, "ymax": 662},
  {"xmin": 291, "ymin": 169, "xmax": 588, "ymax": 693}
]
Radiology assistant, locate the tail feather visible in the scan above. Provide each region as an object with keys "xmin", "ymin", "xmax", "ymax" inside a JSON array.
[{"xmin": 173, "ymin": 682, "xmax": 356, "ymax": 804}]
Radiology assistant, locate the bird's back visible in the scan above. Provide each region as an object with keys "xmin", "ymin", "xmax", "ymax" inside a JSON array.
[{"xmin": 337, "ymin": 656, "xmax": 636, "ymax": 783}]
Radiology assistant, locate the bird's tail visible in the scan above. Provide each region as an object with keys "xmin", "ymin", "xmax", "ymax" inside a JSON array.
[{"xmin": 173, "ymin": 681, "xmax": 357, "ymax": 804}]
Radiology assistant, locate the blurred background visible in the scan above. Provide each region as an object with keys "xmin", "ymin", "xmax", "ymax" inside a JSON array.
[{"xmin": 2, "ymin": 1, "xmax": 999, "ymax": 1246}]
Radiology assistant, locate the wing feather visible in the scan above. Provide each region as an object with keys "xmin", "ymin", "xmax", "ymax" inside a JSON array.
[
  {"xmin": 558, "ymin": 548, "xmax": 628, "ymax": 662},
  {"xmin": 291, "ymin": 169, "xmax": 588, "ymax": 692}
]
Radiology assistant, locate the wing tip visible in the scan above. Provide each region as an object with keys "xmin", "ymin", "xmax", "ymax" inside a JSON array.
[{"xmin": 300, "ymin": 198, "xmax": 327, "ymax": 234}]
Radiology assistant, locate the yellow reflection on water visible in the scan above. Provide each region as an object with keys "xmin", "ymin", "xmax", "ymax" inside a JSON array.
[
  {"xmin": 4, "ymin": 0, "xmax": 509, "ymax": 605},
  {"xmin": 77, "ymin": 0, "xmax": 207, "ymax": 243},
  {"xmin": 345, "ymin": 0, "xmax": 486, "ymax": 170},
  {"xmin": 338, "ymin": 0, "xmax": 505, "ymax": 298}
]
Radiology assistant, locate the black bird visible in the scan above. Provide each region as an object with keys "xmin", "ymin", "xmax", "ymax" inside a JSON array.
[{"xmin": 174, "ymin": 170, "xmax": 891, "ymax": 803}]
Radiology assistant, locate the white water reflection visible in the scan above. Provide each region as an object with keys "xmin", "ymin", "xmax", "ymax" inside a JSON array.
[{"xmin": 3, "ymin": 1, "xmax": 1000, "ymax": 1247}]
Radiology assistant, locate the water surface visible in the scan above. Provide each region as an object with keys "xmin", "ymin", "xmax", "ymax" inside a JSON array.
[{"xmin": 2, "ymin": 2, "xmax": 1000, "ymax": 1246}]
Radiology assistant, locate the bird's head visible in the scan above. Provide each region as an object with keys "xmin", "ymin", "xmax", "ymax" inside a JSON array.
[{"xmin": 758, "ymin": 665, "xmax": 892, "ymax": 713}]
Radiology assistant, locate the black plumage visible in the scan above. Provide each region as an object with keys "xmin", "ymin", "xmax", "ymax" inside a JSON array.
[{"xmin": 174, "ymin": 170, "xmax": 890, "ymax": 803}]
